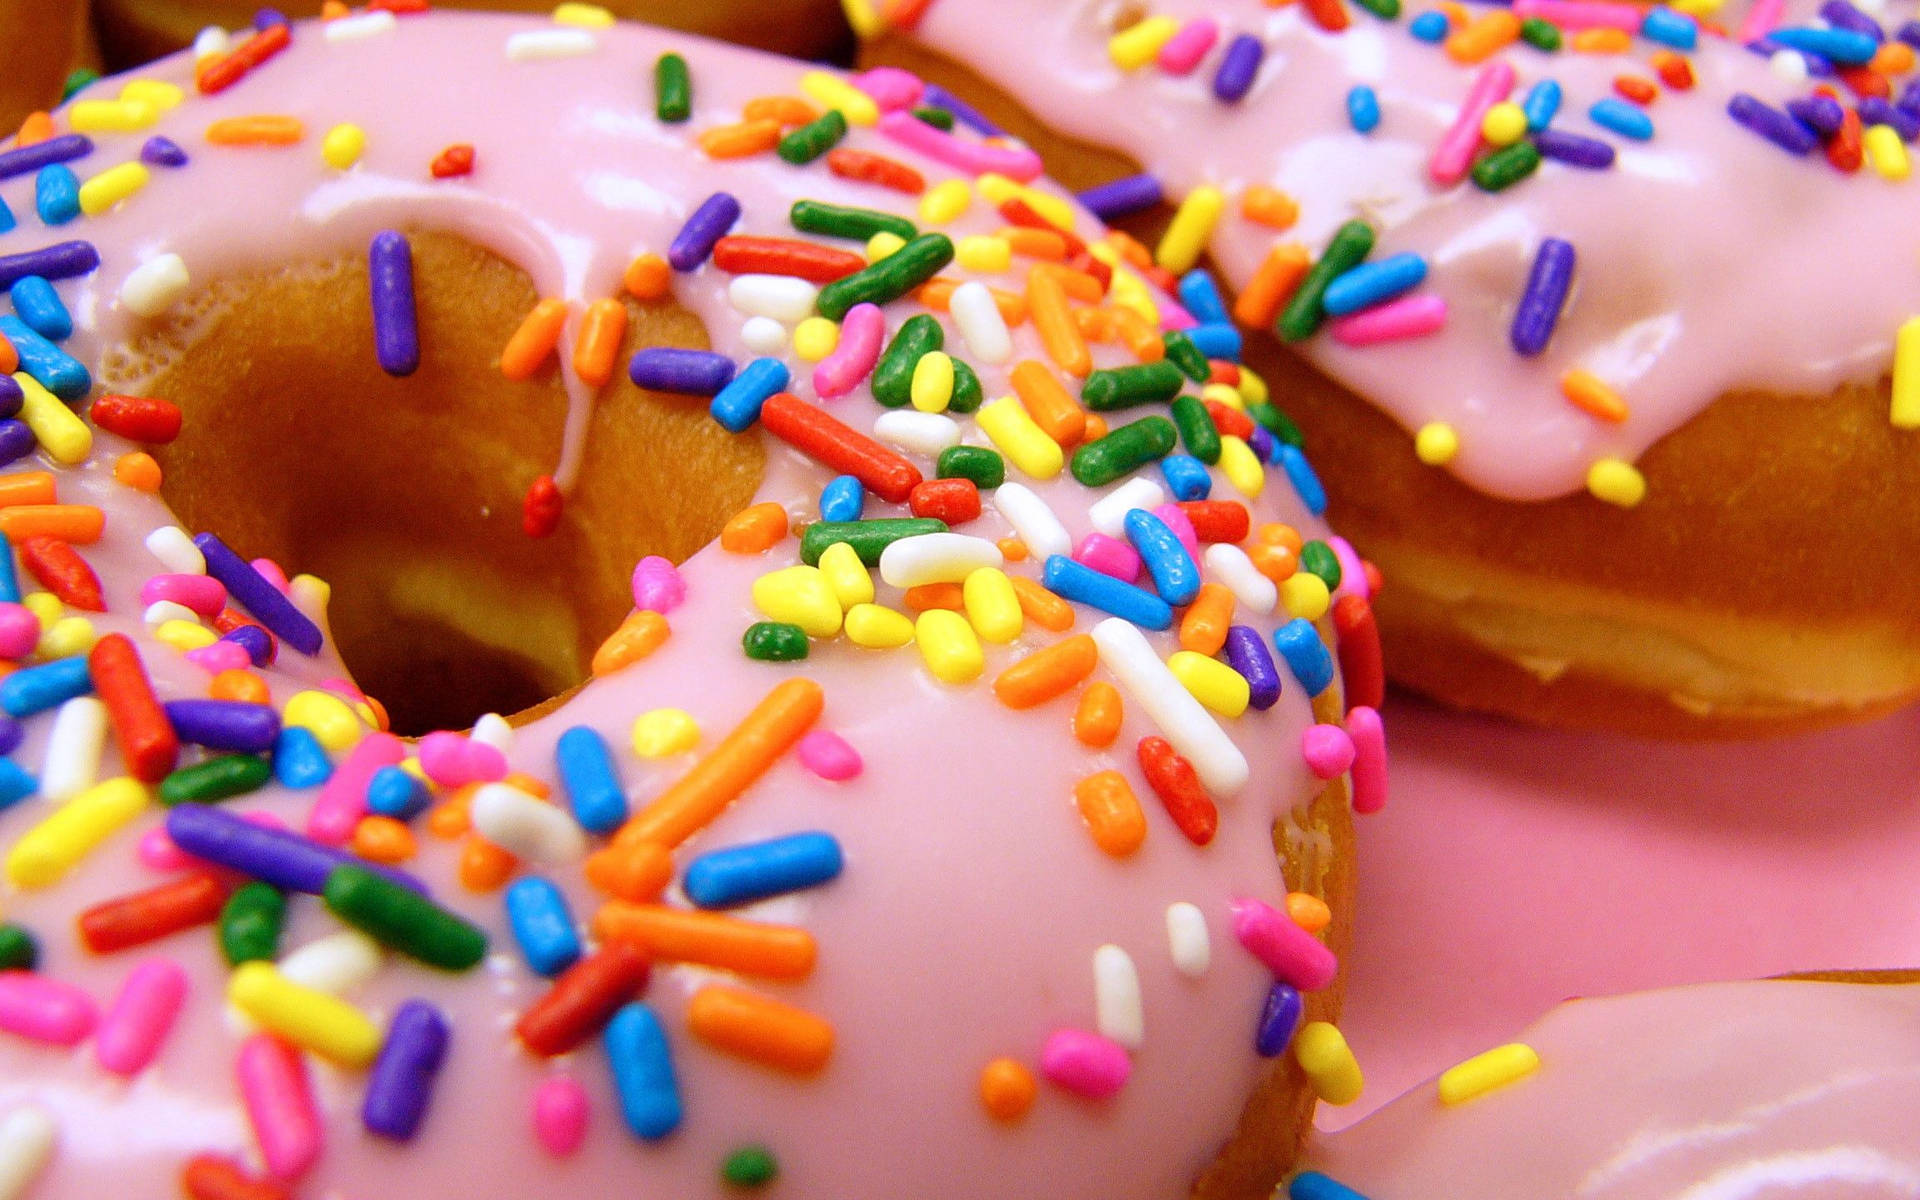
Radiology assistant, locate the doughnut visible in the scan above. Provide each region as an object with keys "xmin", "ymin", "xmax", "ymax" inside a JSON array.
[
  {"xmin": 1296, "ymin": 974, "xmax": 1920, "ymax": 1196},
  {"xmin": 0, "ymin": 1, "xmax": 96, "ymax": 137},
  {"xmin": 0, "ymin": 9, "xmax": 1374, "ymax": 1198},
  {"xmin": 863, "ymin": 0, "xmax": 1920, "ymax": 734}
]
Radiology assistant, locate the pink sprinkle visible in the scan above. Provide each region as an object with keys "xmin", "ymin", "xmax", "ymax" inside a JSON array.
[
  {"xmin": 1231, "ymin": 898, "xmax": 1339, "ymax": 991},
  {"xmin": 1150, "ymin": 503, "xmax": 1201, "ymax": 567},
  {"xmin": 243, "ymin": 809, "xmax": 288, "ymax": 832},
  {"xmin": 1157, "ymin": 17, "xmax": 1219, "ymax": 73},
  {"xmin": 877, "ymin": 110, "xmax": 1044, "ymax": 181},
  {"xmin": 237, "ymin": 1033, "xmax": 322, "ymax": 1182},
  {"xmin": 308, "ymin": 732, "xmax": 404, "ymax": 844},
  {"xmin": 1327, "ymin": 294, "xmax": 1448, "ymax": 346},
  {"xmin": 797, "ymin": 730, "xmax": 862, "ymax": 781},
  {"xmin": 1074, "ymin": 533, "xmax": 1141, "ymax": 583},
  {"xmin": 1430, "ymin": 61, "xmax": 1515, "ymax": 187},
  {"xmin": 138, "ymin": 826, "xmax": 196, "ymax": 872},
  {"xmin": 0, "ymin": 972, "xmax": 97, "ymax": 1045},
  {"xmin": 1348, "ymin": 706, "xmax": 1388, "ymax": 815},
  {"xmin": 1158, "ymin": 297, "xmax": 1199, "ymax": 332},
  {"xmin": 318, "ymin": 677, "xmax": 368, "ymax": 704},
  {"xmin": 852, "ymin": 66, "xmax": 924, "ymax": 111},
  {"xmin": 140, "ymin": 573, "xmax": 227, "ymax": 616},
  {"xmin": 186, "ymin": 641, "xmax": 252, "ymax": 674},
  {"xmin": 630, "ymin": 556, "xmax": 686, "ymax": 615},
  {"xmin": 1737, "ymin": 0, "xmax": 1785, "ymax": 42},
  {"xmin": 533, "ymin": 1076, "xmax": 590, "ymax": 1156},
  {"xmin": 95, "ymin": 959, "xmax": 188, "ymax": 1076},
  {"xmin": 417, "ymin": 731, "xmax": 507, "ymax": 787},
  {"xmin": 1327, "ymin": 536, "xmax": 1370, "ymax": 602},
  {"xmin": 0, "ymin": 603, "xmax": 39, "ymax": 659},
  {"xmin": 249, "ymin": 558, "xmax": 292, "ymax": 593},
  {"xmin": 1300, "ymin": 724, "xmax": 1356, "ymax": 780},
  {"xmin": 813, "ymin": 302, "xmax": 885, "ymax": 399},
  {"xmin": 1039, "ymin": 1028, "xmax": 1131, "ymax": 1099},
  {"xmin": 1513, "ymin": 0, "xmax": 1641, "ymax": 29}
]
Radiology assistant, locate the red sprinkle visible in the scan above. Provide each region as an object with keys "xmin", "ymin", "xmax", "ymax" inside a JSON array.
[
  {"xmin": 523, "ymin": 474, "xmax": 562, "ymax": 539},
  {"xmin": 88, "ymin": 633, "xmax": 180, "ymax": 783},
  {"xmin": 1136, "ymin": 737, "xmax": 1217, "ymax": 845},
  {"xmin": 1067, "ymin": 250, "xmax": 1113, "ymax": 292},
  {"xmin": 1613, "ymin": 75, "xmax": 1657, "ymax": 105},
  {"xmin": 516, "ymin": 944, "xmax": 652, "ymax": 1057},
  {"xmin": 195, "ymin": 23, "xmax": 291, "ymax": 95},
  {"xmin": 212, "ymin": 608, "xmax": 277, "ymax": 664},
  {"xmin": 368, "ymin": 0, "xmax": 432, "ymax": 12},
  {"xmin": 1203, "ymin": 399, "xmax": 1257, "ymax": 441},
  {"xmin": 1332, "ymin": 593, "xmax": 1385, "ymax": 713},
  {"xmin": 181, "ymin": 1155, "xmax": 291, "ymax": 1200},
  {"xmin": 1650, "ymin": 50, "xmax": 1694, "ymax": 90},
  {"xmin": 430, "ymin": 143, "xmax": 475, "ymax": 179},
  {"xmin": 1205, "ymin": 361, "xmax": 1241, "ymax": 387},
  {"xmin": 1838, "ymin": 64, "xmax": 1891, "ymax": 100},
  {"xmin": 825, "ymin": 148, "xmax": 926, "ymax": 194},
  {"xmin": 1828, "ymin": 104, "xmax": 1864, "ymax": 172},
  {"xmin": 998, "ymin": 198, "xmax": 1088, "ymax": 259},
  {"xmin": 882, "ymin": 0, "xmax": 935, "ymax": 29},
  {"xmin": 711, "ymin": 236, "xmax": 867, "ymax": 283},
  {"xmin": 1303, "ymin": 0, "xmax": 1351, "ymax": 31},
  {"xmin": 1175, "ymin": 500, "xmax": 1252, "ymax": 544},
  {"xmin": 19, "ymin": 536, "xmax": 103, "ymax": 611},
  {"xmin": 78, "ymin": 871, "xmax": 230, "ymax": 953},
  {"xmin": 760, "ymin": 393, "xmax": 923, "ymax": 504},
  {"xmin": 907, "ymin": 477, "xmax": 982, "ymax": 524},
  {"xmin": 88, "ymin": 394, "xmax": 183, "ymax": 443}
]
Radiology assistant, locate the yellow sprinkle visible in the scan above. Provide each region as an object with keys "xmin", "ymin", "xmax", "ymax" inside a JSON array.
[
  {"xmin": 844, "ymin": 602, "xmax": 915, "ymax": 649},
  {"xmin": 1294, "ymin": 1021, "xmax": 1364, "ymax": 1105},
  {"xmin": 955, "ymin": 234, "xmax": 1013, "ymax": 274},
  {"xmin": 914, "ymin": 608, "xmax": 984, "ymax": 683},
  {"xmin": 551, "ymin": 2, "xmax": 616, "ymax": 28},
  {"xmin": 1438, "ymin": 1042, "xmax": 1541, "ymax": 1105},
  {"xmin": 118, "ymin": 79, "xmax": 184, "ymax": 112},
  {"xmin": 841, "ymin": 0, "xmax": 884, "ymax": 37},
  {"xmin": 976, "ymin": 174, "xmax": 1077, "ymax": 233},
  {"xmin": 400, "ymin": 757, "xmax": 431, "ymax": 783},
  {"xmin": 1669, "ymin": 0, "xmax": 1721, "ymax": 13},
  {"xmin": 1892, "ymin": 316, "xmax": 1920, "ymax": 429},
  {"xmin": 322, "ymin": 123, "xmax": 367, "ymax": 169},
  {"xmin": 67, "ymin": 99, "xmax": 159, "ymax": 135},
  {"xmin": 1414, "ymin": 421, "xmax": 1459, "ymax": 465},
  {"xmin": 78, "ymin": 162, "xmax": 151, "ymax": 216},
  {"xmin": 800, "ymin": 70, "xmax": 880, "ymax": 126},
  {"xmin": 1280, "ymin": 572, "xmax": 1331, "ymax": 622},
  {"xmin": 283, "ymin": 689, "xmax": 368, "ymax": 752},
  {"xmin": 1238, "ymin": 366, "xmax": 1270, "ymax": 407},
  {"xmin": 1865, "ymin": 123, "xmax": 1910, "ymax": 181},
  {"xmin": 1586, "ymin": 457, "xmax": 1646, "ymax": 507},
  {"xmin": 911, "ymin": 351, "xmax": 955, "ymax": 413},
  {"xmin": 1201, "ymin": 382, "xmax": 1245, "ymax": 412},
  {"xmin": 155, "ymin": 619, "xmax": 217, "ymax": 652},
  {"xmin": 288, "ymin": 574, "xmax": 330, "ymax": 621},
  {"xmin": 919, "ymin": 179, "xmax": 972, "ymax": 225},
  {"xmin": 751, "ymin": 565, "xmax": 843, "ymax": 637},
  {"xmin": 38, "ymin": 616, "xmax": 96, "ymax": 660},
  {"xmin": 1103, "ymin": 259, "xmax": 1161, "ymax": 326},
  {"xmin": 1156, "ymin": 185, "xmax": 1225, "ymax": 275},
  {"xmin": 6, "ymin": 777, "xmax": 149, "ymax": 889},
  {"xmin": 1167, "ymin": 650, "xmax": 1250, "ymax": 717},
  {"xmin": 793, "ymin": 316, "xmax": 840, "ymax": 362},
  {"xmin": 817, "ymin": 541, "xmax": 875, "ymax": 609},
  {"xmin": 961, "ymin": 567, "xmax": 1023, "ymax": 644},
  {"xmin": 976, "ymin": 396, "xmax": 1065, "ymax": 479},
  {"xmin": 1109, "ymin": 14, "xmax": 1182, "ymax": 69},
  {"xmin": 866, "ymin": 231, "xmax": 907, "ymax": 262},
  {"xmin": 1480, "ymin": 101, "xmax": 1529, "ymax": 146},
  {"xmin": 20, "ymin": 593, "xmax": 59, "ymax": 632},
  {"xmin": 1217, "ymin": 435, "xmax": 1265, "ymax": 498},
  {"xmin": 631, "ymin": 708, "xmax": 701, "ymax": 758},
  {"xmin": 228, "ymin": 961, "xmax": 383, "ymax": 1068},
  {"xmin": 15, "ymin": 373, "xmax": 91, "ymax": 465}
]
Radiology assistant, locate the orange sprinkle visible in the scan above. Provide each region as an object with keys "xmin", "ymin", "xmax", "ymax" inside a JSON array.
[
  {"xmin": 1571, "ymin": 27, "xmax": 1632, "ymax": 53},
  {"xmin": 1445, "ymin": 10, "xmax": 1520, "ymax": 63},
  {"xmin": 1249, "ymin": 543, "xmax": 1300, "ymax": 585},
  {"xmin": 0, "ymin": 332, "xmax": 17, "ymax": 375},
  {"xmin": 1613, "ymin": 75, "xmax": 1657, "ymax": 105},
  {"xmin": 458, "ymin": 833, "xmax": 517, "ymax": 892},
  {"xmin": 1103, "ymin": 229, "xmax": 1155, "ymax": 272},
  {"xmin": 1286, "ymin": 891, "xmax": 1333, "ymax": 934},
  {"xmin": 1256, "ymin": 523, "xmax": 1305, "ymax": 554},
  {"xmin": 1031, "ymin": 262, "xmax": 1106, "ymax": 304},
  {"xmin": 595, "ymin": 903, "xmax": 817, "ymax": 979},
  {"xmin": 720, "ymin": 501, "xmax": 789, "ymax": 554},
  {"xmin": 116, "ymin": 452, "xmax": 165, "ymax": 491},
  {"xmin": 363, "ymin": 694, "xmax": 390, "ymax": 734},
  {"xmin": 1009, "ymin": 575, "xmax": 1075, "ymax": 632},
  {"xmin": 503, "ymin": 771, "xmax": 552, "ymax": 801},
  {"xmin": 429, "ymin": 143, "xmax": 474, "ymax": 179},
  {"xmin": 903, "ymin": 582, "xmax": 965, "ymax": 611},
  {"xmin": 1240, "ymin": 185, "xmax": 1300, "ymax": 230},
  {"xmin": 1872, "ymin": 41, "xmax": 1915, "ymax": 75},
  {"xmin": 1107, "ymin": 306, "xmax": 1164, "ymax": 363},
  {"xmin": 916, "ymin": 278, "xmax": 1028, "ymax": 325},
  {"xmin": 979, "ymin": 1058, "xmax": 1038, "ymax": 1121},
  {"xmin": 13, "ymin": 112, "xmax": 56, "ymax": 147},
  {"xmin": 1026, "ymin": 268, "xmax": 1091, "ymax": 379},
  {"xmin": 742, "ymin": 96, "xmax": 818, "ymax": 126},
  {"xmin": 352, "ymin": 816, "xmax": 417, "ymax": 864},
  {"xmin": 624, "ymin": 253, "xmax": 673, "ymax": 302},
  {"xmin": 0, "ymin": 505, "xmax": 105, "ymax": 544},
  {"xmin": 1179, "ymin": 583, "xmax": 1235, "ymax": 655},
  {"xmin": 1236, "ymin": 243, "xmax": 1312, "ymax": 328},
  {"xmin": 320, "ymin": 0, "xmax": 350, "ymax": 17},
  {"xmin": 1073, "ymin": 682, "xmax": 1124, "ymax": 748},
  {"xmin": 205, "ymin": 115, "xmax": 306, "ymax": 146},
  {"xmin": 572, "ymin": 298, "xmax": 628, "ymax": 389},
  {"xmin": 1081, "ymin": 413, "xmax": 1109, "ymax": 442},
  {"xmin": 993, "ymin": 634, "xmax": 1098, "ymax": 709},
  {"xmin": 1073, "ymin": 770, "xmax": 1147, "ymax": 856},
  {"xmin": 996, "ymin": 537, "xmax": 1028, "ymax": 562},
  {"xmin": 426, "ymin": 795, "xmax": 471, "ymax": 839},
  {"xmin": 687, "ymin": 983, "xmax": 834, "ymax": 1074},
  {"xmin": 999, "ymin": 226, "xmax": 1069, "ymax": 261},
  {"xmin": 1560, "ymin": 368, "xmax": 1629, "ymax": 422},
  {"xmin": 584, "ymin": 839, "xmax": 674, "ymax": 901},
  {"xmin": 0, "ymin": 471, "xmax": 56, "ymax": 509},
  {"xmin": 500, "ymin": 298, "xmax": 570, "ymax": 381},
  {"xmin": 591, "ymin": 610, "xmax": 670, "ymax": 676},
  {"xmin": 698, "ymin": 118, "xmax": 782, "ymax": 159},
  {"xmin": 209, "ymin": 669, "xmax": 269, "ymax": 705},
  {"xmin": 1071, "ymin": 305, "xmax": 1116, "ymax": 342},
  {"xmin": 1010, "ymin": 359, "xmax": 1088, "ymax": 447},
  {"xmin": 1434, "ymin": 0, "xmax": 1470, "ymax": 24},
  {"xmin": 1650, "ymin": 49, "xmax": 1695, "ymax": 90}
]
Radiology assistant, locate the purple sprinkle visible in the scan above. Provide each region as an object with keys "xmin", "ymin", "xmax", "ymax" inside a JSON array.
[
  {"xmin": 0, "ymin": 377, "xmax": 20, "ymax": 420},
  {"xmin": 363, "ymin": 999, "xmax": 450, "ymax": 1141},
  {"xmin": 164, "ymin": 805, "xmax": 427, "ymax": 895},
  {"xmin": 1728, "ymin": 92, "xmax": 1818, "ymax": 155},
  {"xmin": 140, "ymin": 137, "xmax": 189, "ymax": 168},
  {"xmin": 0, "ymin": 135, "xmax": 93, "ymax": 183},
  {"xmin": 1785, "ymin": 94, "xmax": 1845, "ymax": 137},
  {"xmin": 0, "ymin": 241, "xmax": 101, "ymax": 292},
  {"xmin": 165, "ymin": 699, "xmax": 282, "ymax": 754},
  {"xmin": 1819, "ymin": 0, "xmax": 1884, "ymax": 43},
  {"xmin": 1255, "ymin": 982, "xmax": 1304, "ymax": 1057},
  {"xmin": 220, "ymin": 624, "xmax": 275, "ymax": 666},
  {"xmin": 1213, "ymin": 34, "xmax": 1265, "ymax": 103},
  {"xmin": 1898, "ymin": 78, "xmax": 1920, "ymax": 117},
  {"xmin": 1531, "ymin": 128, "xmax": 1617, "ymax": 169},
  {"xmin": 193, "ymin": 533, "xmax": 324, "ymax": 656},
  {"xmin": 1222, "ymin": 625, "xmax": 1282, "ymax": 711},
  {"xmin": 667, "ymin": 192, "xmax": 740, "ymax": 272},
  {"xmin": 1249, "ymin": 424, "xmax": 1278, "ymax": 463},
  {"xmin": 0, "ymin": 716, "xmax": 22, "ymax": 756},
  {"xmin": 0, "ymin": 422, "xmax": 34, "ymax": 468},
  {"xmin": 254, "ymin": 6, "xmax": 290, "ymax": 30},
  {"xmin": 368, "ymin": 230, "xmax": 418, "ymax": 377},
  {"xmin": 1510, "ymin": 237, "xmax": 1575, "ymax": 357},
  {"xmin": 1900, "ymin": 20, "xmax": 1920, "ymax": 50},
  {"xmin": 628, "ymin": 347, "xmax": 737, "ymax": 394},
  {"xmin": 1077, "ymin": 174, "xmax": 1165, "ymax": 221},
  {"xmin": 1859, "ymin": 97, "xmax": 1920, "ymax": 141},
  {"xmin": 920, "ymin": 83, "xmax": 1003, "ymax": 137}
]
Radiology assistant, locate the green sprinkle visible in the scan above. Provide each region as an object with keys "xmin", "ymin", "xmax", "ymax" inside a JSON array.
[
  {"xmin": 937, "ymin": 445, "xmax": 1006, "ymax": 489},
  {"xmin": 1299, "ymin": 540, "xmax": 1343, "ymax": 590},
  {"xmin": 790, "ymin": 199, "xmax": 917, "ymax": 243},
  {"xmin": 1170, "ymin": 394, "xmax": 1223, "ymax": 464},
  {"xmin": 1070, "ymin": 416, "xmax": 1178, "ymax": 487},
  {"xmin": 722, "ymin": 1145, "xmax": 779, "ymax": 1188},
  {"xmin": 323, "ymin": 865, "xmax": 488, "ymax": 971},
  {"xmin": 871, "ymin": 314, "xmax": 944, "ymax": 408},
  {"xmin": 801, "ymin": 518, "xmax": 948, "ymax": 566},
  {"xmin": 1247, "ymin": 400, "xmax": 1305, "ymax": 447},
  {"xmin": 912, "ymin": 105, "xmax": 955, "ymax": 131},
  {"xmin": 1519, "ymin": 17, "xmax": 1563, "ymax": 49},
  {"xmin": 654, "ymin": 52, "xmax": 691, "ymax": 123},
  {"xmin": 1082, "ymin": 361, "xmax": 1184, "ymax": 412},
  {"xmin": 948, "ymin": 357, "xmax": 983, "ymax": 413},
  {"xmin": 60, "ymin": 68, "xmax": 101, "ymax": 103},
  {"xmin": 1354, "ymin": 0, "xmax": 1402, "ymax": 18},
  {"xmin": 743, "ymin": 622, "xmax": 809, "ymax": 661},
  {"xmin": 159, "ymin": 754, "xmax": 273, "ymax": 806},
  {"xmin": 816, "ymin": 234, "xmax": 955, "ymax": 320},
  {"xmin": 219, "ymin": 881, "xmax": 286, "ymax": 967},
  {"xmin": 1471, "ymin": 140, "xmax": 1542, "ymax": 192},
  {"xmin": 1278, "ymin": 219, "xmax": 1375, "ymax": 343},
  {"xmin": 1162, "ymin": 331, "xmax": 1211, "ymax": 383},
  {"xmin": 0, "ymin": 924, "xmax": 38, "ymax": 972},
  {"xmin": 777, "ymin": 109, "xmax": 848, "ymax": 165}
]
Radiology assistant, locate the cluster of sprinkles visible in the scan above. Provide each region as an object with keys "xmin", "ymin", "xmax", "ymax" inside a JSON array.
[
  {"xmin": 878, "ymin": 0, "xmax": 1920, "ymax": 507},
  {"xmin": 0, "ymin": 3, "xmax": 1394, "ymax": 1197}
]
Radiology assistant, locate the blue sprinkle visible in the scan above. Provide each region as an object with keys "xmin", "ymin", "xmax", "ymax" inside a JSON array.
[
  {"xmin": 0, "ymin": 532, "xmax": 19, "ymax": 604},
  {"xmin": 709, "ymin": 357, "xmax": 789, "ymax": 433},
  {"xmin": 1290, "ymin": 1172, "xmax": 1374, "ymax": 1200},
  {"xmin": 1123, "ymin": 507, "xmax": 1202, "ymax": 607},
  {"xmin": 684, "ymin": 832, "xmax": 844, "ymax": 909},
  {"xmin": 556, "ymin": 725, "xmax": 627, "ymax": 835},
  {"xmin": 1214, "ymin": 34, "xmax": 1265, "ymax": 103},
  {"xmin": 1186, "ymin": 322, "xmax": 1242, "ymax": 362},
  {"xmin": 366, "ymin": 765, "xmax": 428, "ymax": 820},
  {"xmin": 0, "ymin": 759, "xmax": 37, "ymax": 811},
  {"xmin": 1638, "ymin": 5, "xmax": 1698, "ymax": 49},
  {"xmin": 1346, "ymin": 85, "xmax": 1381, "ymax": 134},
  {"xmin": 0, "ymin": 197, "xmax": 13, "ymax": 236},
  {"xmin": 1158, "ymin": 454, "xmax": 1213, "ymax": 501},
  {"xmin": 0, "ymin": 656, "xmax": 92, "ymax": 719},
  {"xmin": 1746, "ymin": 36, "xmax": 1837, "ymax": 77},
  {"xmin": 1222, "ymin": 625, "xmax": 1282, "ymax": 711},
  {"xmin": 1077, "ymin": 174, "xmax": 1165, "ymax": 221},
  {"xmin": 1766, "ymin": 25, "xmax": 1878, "ymax": 64},
  {"xmin": 272, "ymin": 726, "xmax": 334, "ymax": 789},
  {"xmin": 504, "ymin": 876, "xmax": 582, "ymax": 977},
  {"xmin": 0, "ymin": 316, "xmax": 90, "ymax": 399},
  {"xmin": 35, "ymin": 164, "xmax": 80, "ymax": 226},
  {"xmin": 1409, "ymin": 10, "xmax": 1449, "ymax": 41},
  {"xmin": 1588, "ymin": 97, "xmax": 1654, "ymax": 141},
  {"xmin": 1177, "ymin": 271, "xmax": 1230, "ymax": 326},
  {"xmin": 1255, "ymin": 982, "xmax": 1304, "ymax": 1056},
  {"xmin": 819, "ymin": 475, "xmax": 864, "ymax": 523},
  {"xmin": 9, "ymin": 276, "xmax": 72, "ymax": 340},
  {"xmin": 1321, "ymin": 252, "xmax": 1427, "ymax": 317},
  {"xmin": 1522, "ymin": 79, "xmax": 1562, "ymax": 131},
  {"xmin": 1041, "ymin": 555, "xmax": 1173, "ymax": 630},
  {"xmin": 1274, "ymin": 619, "xmax": 1335, "ymax": 697},
  {"xmin": 1275, "ymin": 444, "xmax": 1327, "ymax": 515},
  {"xmin": 605, "ymin": 1004, "xmax": 682, "ymax": 1141},
  {"xmin": 668, "ymin": 191, "xmax": 741, "ymax": 272},
  {"xmin": 1533, "ymin": 127, "xmax": 1616, "ymax": 169},
  {"xmin": 1727, "ymin": 92, "xmax": 1817, "ymax": 155},
  {"xmin": 1510, "ymin": 238, "xmax": 1576, "ymax": 357},
  {"xmin": 141, "ymin": 136, "xmax": 189, "ymax": 168}
]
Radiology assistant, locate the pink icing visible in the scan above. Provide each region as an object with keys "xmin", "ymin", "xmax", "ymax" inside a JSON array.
[
  {"xmin": 909, "ymin": 0, "xmax": 1920, "ymax": 499},
  {"xmin": 0, "ymin": 12, "xmax": 1354, "ymax": 1198}
]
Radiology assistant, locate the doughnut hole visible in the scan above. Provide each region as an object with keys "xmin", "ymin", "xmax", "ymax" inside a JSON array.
[{"xmin": 139, "ymin": 232, "xmax": 762, "ymax": 736}]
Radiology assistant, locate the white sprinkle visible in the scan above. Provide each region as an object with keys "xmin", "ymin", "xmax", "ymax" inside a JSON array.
[
  {"xmin": 287, "ymin": 574, "xmax": 330, "ymax": 624},
  {"xmin": 120, "ymin": 253, "xmax": 189, "ymax": 319},
  {"xmin": 1089, "ymin": 478, "xmax": 1167, "ymax": 538},
  {"xmin": 0, "ymin": 1104, "xmax": 56, "ymax": 1200},
  {"xmin": 321, "ymin": 10, "xmax": 397, "ymax": 41},
  {"xmin": 991, "ymin": 482, "xmax": 1071, "ymax": 561},
  {"xmin": 280, "ymin": 930, "xmax": 383, "ymax": 995},
  {"xmin": 878, "ymin": 532, "xmax": 1004, "ymax": 588},
  {"xmin": 142, "ymin": 600, "xmax": 198, "ymax": 628},
  {"xmin": 145, "ymin": 525, "xmax": 204, "ymax": 574},
  {"xmin": 729, "ymin": 274, "xmax": 819, "ymax": 323},
  {"xmin": 1166, "ymin": 902, "xmax": 1211, "ymax": 978},
  {"xmin": 470, "ymin": 712, "xmax": 515, "ymax": 754},
  {"xmin": 1769, "ymin": 49, "xmax": 1809, "ymax": 81},
  {"xmin": 740, "ymin": 316, "xmax": 789, "ymax": 356},
  {"xmin": 872, "ymin": 409, "xmax": 960, "ymax": 456},
  {"xmin": 1203, "ymin": 543, "xmax": 1278, "ymax": 615},
  {"xmin": 471, "ymin": 783, "xmax": 588, "ymax": 864},
  {"xmin": 41, "ymin": 697, "xmax": 107, "ymax": 803},
  {"xmin": 505, "ymin": 28, "xmax": 598, "ymax": 60},
  {"xmin": 1093, "ymin": 944, "xmax": 1144, "ymax": 1049},
  {"xmin": 1090, "ymin": 617, "xmax": 1249, "ymax": 796},
  {"xmin": 191, "ymin": 26, "xmax": 231, "ymax": 63},
  {"xmin": 949, "ymin": 281, "xmax": 1013, "ymax": 364}
]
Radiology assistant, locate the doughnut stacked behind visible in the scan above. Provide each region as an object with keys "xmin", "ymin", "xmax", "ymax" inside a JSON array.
[
  {"xmin": 0, "ymin": 9, "xmax": 1379, "ymax": 1199},
  {"xmin": 0, "ymin": 1, "xmax": 95, "ymax": 136},
  {"xmin": 866, "ymin": 0, "xmax": 1920, "ymax": 734}
]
